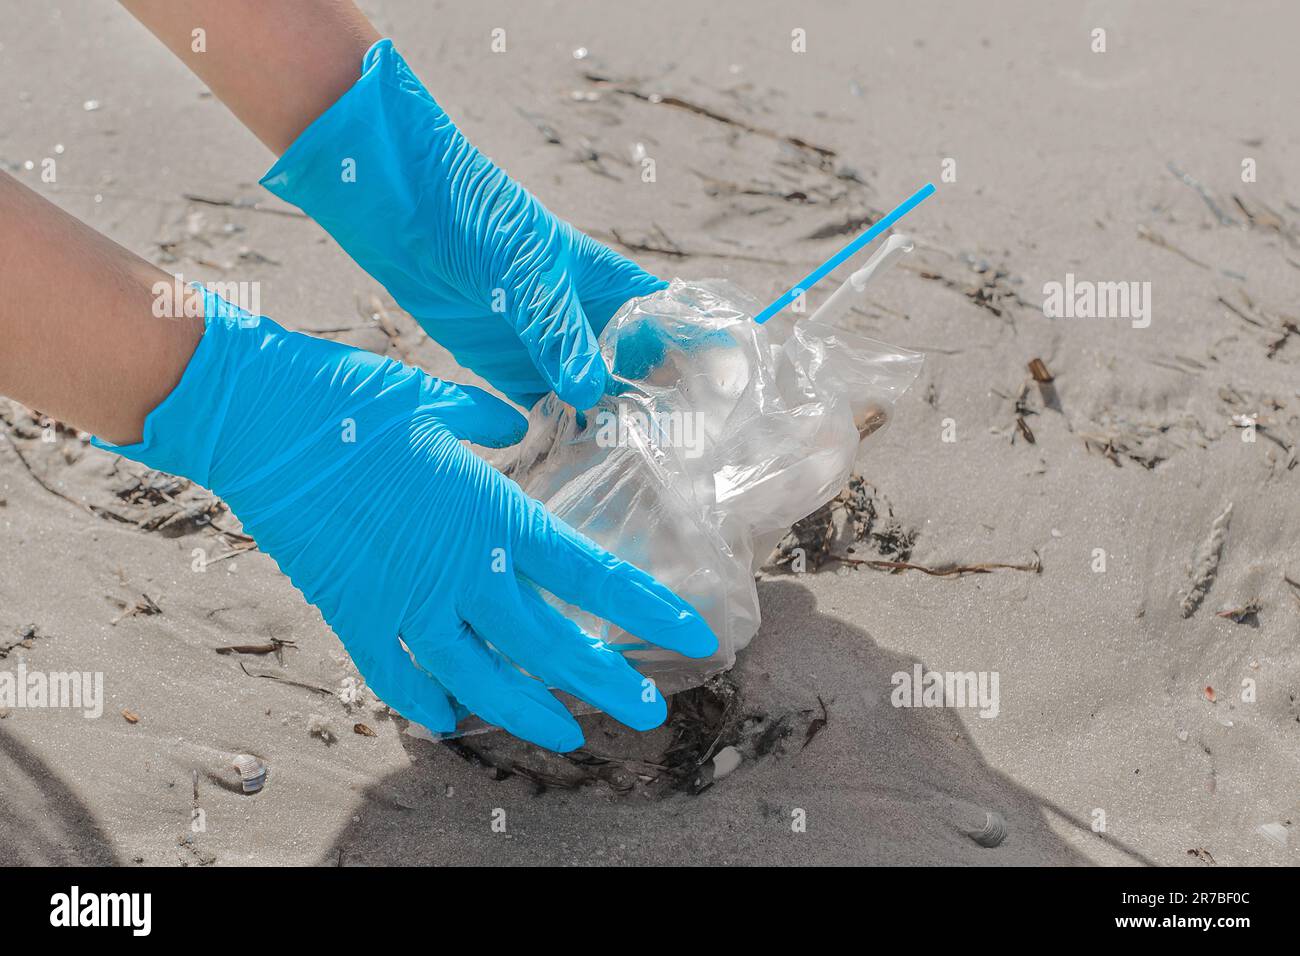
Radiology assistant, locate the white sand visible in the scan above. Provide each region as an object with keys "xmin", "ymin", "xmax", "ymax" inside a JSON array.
[{"xmin": 1, "ymin": 0, "xmax": 1297, "ymax": 865}]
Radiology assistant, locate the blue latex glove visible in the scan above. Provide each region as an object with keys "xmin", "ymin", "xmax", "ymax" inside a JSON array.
[
  {"xmin": 261, "ymin": 38, "xmax": 664, "ymax": 411},
  {"xmin": 92, "ymin": 291, "xmax": 716, "ymax": 751}
]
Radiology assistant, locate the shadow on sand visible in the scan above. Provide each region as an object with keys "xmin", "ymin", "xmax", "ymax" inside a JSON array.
[
  {"xmin": 324, "ymin": 579, "xmax": 1157, "ymax": 866},
  {"xmin": 0, "ymin": 725, "xmax": 120, "ymax": 865}
]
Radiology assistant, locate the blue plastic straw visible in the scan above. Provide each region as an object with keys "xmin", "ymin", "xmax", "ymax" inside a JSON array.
[{"xmin": 754, "ymin": 182, "xmax": 935, "ymax": 324}]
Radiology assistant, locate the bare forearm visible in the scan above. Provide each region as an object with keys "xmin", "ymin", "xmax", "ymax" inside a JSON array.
[
  {"xmin": 119, "ymin": 0, "xmax": 379, "ymax": 155},
  {"xmin": 0, "ymin": 173, "xmax": 202, "ymax": 445}
]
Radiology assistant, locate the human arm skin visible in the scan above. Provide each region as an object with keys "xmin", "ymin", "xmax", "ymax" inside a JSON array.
[
  {"xmin": 2, "ymin": 0, "xmax": 380, "ymax": 443},
  {"xmin": 118, "ymin": 0, "xmax": 379, "ymax": 156},
  {"xmin": 118, "ymin": 0, "xmax": 665, "ymax": 409},
  {"xmin": 0, "ymin": 171, "xmax": 202, "ymax": 445}
]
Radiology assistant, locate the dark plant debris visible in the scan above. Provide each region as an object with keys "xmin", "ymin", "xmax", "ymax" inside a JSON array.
[
  {"xmin": 768, "ymin": 477, "xmax": 1037, "ymax": 577},
  {"xmin": 582, "ymin": 72, "xmax": 838, "ymax": 168},
  {"xmin": 109, "ymin": 593, "xmax": 162, "ymax": 626},
  {"xmin": 214, "ymin": 639, "xmax": 296, "ymax": 664},
  {"xmin": 0, "ymin": 624, "xmax": 43, "ymax": 659},
  {"xmin": 802, "ymin": 696, "xmax": 829, "ymax": 750},
  {"xmin": 433, "ymin": 674, "xmax": 822, "ymax": 799},
  {"xmin": 838, "ymin": 554, "xmax": 1042, "ymax": 577},
  {"xmin": 236, "ymin": 661, "xmax": 334, "ymax": 697},
  {"xmin": 769, "ymin": 475, "xmax": 915, "ymax": 572},
  {"xmin": 1216, "ymin": 602, "xmax": 1261, "ymax": 625}
]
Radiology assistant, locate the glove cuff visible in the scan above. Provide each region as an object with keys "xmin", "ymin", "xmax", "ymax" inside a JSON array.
[
  {"xmin": 258, "ymin": 39, "xmax": 453, "ymax": 273},
  {"xmin": 90, "ymin": 288, "xmax": 263, "ymax": 488}
]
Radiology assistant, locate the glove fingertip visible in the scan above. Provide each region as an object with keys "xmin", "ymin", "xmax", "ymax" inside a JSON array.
[
  {"xmin": 441, "ymin": 383, "xmax": 529, "ymax": 447},
  {"xmin": 554, "ymin": 727, "xmax": 586, "ymax": 753},
  {"xmin": 618, "ymin": 574, "xmax": 720, "ymax": 660},
  {"xmin": 556, "ymin": 350, "xmax": 608, "ymax": 410},
  {"xmin": 522, "ymin": 712, "xmax": 584, "ymax": 752},
  {"xmin": 667, "ymin": 612, "xmax": 719, "ymax": 660},
  {"xmin": 628, "ymin": 271, "xmax": 670, "ymax": 299},
  {"xmin": 620, "ymin": 691, "xmax": 669, "ymax": 732},
  {"xmin": 474, "ymin": 413, "xmax": 529, "ymax": 449}
]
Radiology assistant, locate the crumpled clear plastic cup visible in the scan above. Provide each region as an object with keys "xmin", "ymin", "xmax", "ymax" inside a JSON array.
[{"xmin": 502, "ymin": 276, "xmax": 924, "ymax": 698}]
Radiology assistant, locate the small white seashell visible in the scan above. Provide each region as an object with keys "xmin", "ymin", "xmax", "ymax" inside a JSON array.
[
  {"xmin": 967, "ymin": 811, "xmax": 1007, "ymax": 848},
  {"xmin": 1256, "ymin": 823, "xmax": 1289, "ymax": 848},
  {"xmin": 711, "ymin": 746, "xmax": 743, "ymax": 781},
  {"xmin": 337, "ymin": 676, "xmax": 363, "ymax": 706},
  {"xmin": 82, "ymin": 99, "xmax": 100, "ymax": 112},
  {"xmin": 231, "ymin": 754, "xmax": 266, "ymax": 794}
]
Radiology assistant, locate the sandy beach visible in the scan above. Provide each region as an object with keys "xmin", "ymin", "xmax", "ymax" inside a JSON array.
[{"xmin": 1, "ymin": 0, "xmax": 1297, "ymax": 866}]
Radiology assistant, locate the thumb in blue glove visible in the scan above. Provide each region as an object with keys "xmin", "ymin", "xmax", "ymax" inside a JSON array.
[
  {"xmin": 93, "ymin": 290, "xmax": 716, "ymax": 751},
  {"xmin": 260, "ymin": 38, "xmax": 663, "ymax": 410}
]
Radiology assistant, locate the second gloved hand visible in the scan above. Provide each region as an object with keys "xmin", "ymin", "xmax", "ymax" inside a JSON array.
[
  {"xmin": 93, "ymin": 290, "xmax": 716, "ymax": 751},
  {"xmin": 261, "ymin": 38, "xmax": 664, "ymax": 410}
]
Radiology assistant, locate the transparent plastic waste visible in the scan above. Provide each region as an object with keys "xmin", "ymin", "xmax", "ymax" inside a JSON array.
[{"xmin": 500, "ymin": 238, "xmax": 924, "ymax": 698}]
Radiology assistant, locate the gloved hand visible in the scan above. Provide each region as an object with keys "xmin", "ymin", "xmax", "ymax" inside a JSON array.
[
  {"xmin": 260, "ymin": 38, "xmax": 663, "ymax": 411},
  {"xmin": 93, "ymin": 290, "xmax": 716, "ymax": 751}
]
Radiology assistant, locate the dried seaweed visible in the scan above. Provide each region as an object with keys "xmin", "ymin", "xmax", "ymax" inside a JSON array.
[
  {"xmin": 769, "ymin": 475, "xmax": 916, "ymax": 572},
  {"xmin": 429, "ymin": 673, "xmax": 828, "ymax": 799},
  {"xmin": 440, "ymin": 737, "xmax": 589, "ymax": 794},
  {"xmin": 515, "ymin": 107, "xmax": 562, "ymax": 146},
  {"xmin": 801, "ymin": 696, "xmax": 829, "ymax": 750},
  {"xmin": 181, "ymin": 192, "xmax": 306, "ymax": 219},
  {"xmin": 805, "ymin": 208, "xmax": 885, "ymax": 240},
  {"xmin": 609, "ymin": 223, "xmax": 687, "ymax": 258},
  {"xmin": 1166, "ymin": 163, "xmax": 1239, "ymax": 227},
  {"xmin": 837, "ymin": 555, "xmax": 1042, "ymax": 577},
  {"xmin": 661, "ymin": 675, "xmax": 746, "ymax": 794},
  {"xmin": 582, "ymin": 72, "xmax": 838, "ymax": 168},
  {"xmin": 1083, "ymin": 434, "xmax": 1156, "ymax": 469},
  {"xmin": 114, "ymin": 472, "xmax": 225, "ymax": 536},
  {"xmin": 1266, "ymin": 318, "xmax": 1298, "ymax": 358},
  {"xmin": 109, "ymin": 593, "xmax": 161, "ymax": 625},
  {"xmin": 3, "ymin": 409, "xmax": 251, "ymax": 547},
  {"xmin": 357, "ymin": 294, "xmax": 417, "ymax": 363},
  {"xmin": 1078, "ymin": 411, "xmax": 1200, "ymax": 470},
  {"xmin": 1217, "ymin": 295, "xmax": 1265, "ymax": 328},
  {"xmin": 214, "ymin": 639, "xmax": 295, "ymax": 663},
  {"xmin": 1136, "ymin": 226, "xmax": 1210, "ymax": 270},
  {"xmin": 900, "ymin": 259, "xmax": 1031, "ymax": 319},
  {"xmin": 236, "ymin": 661, "xmax": 334, "ymax": 697},
  {"xmin": 1, "ymin": 427, "xmax": 123, "ymax": 521},
  {"xmin": 1181, "ymin": 503, "xmax": 1232, "ymax": 618},
  {"xmin": 1232, "ymin": 193, "xmax": 1299, "ymax": 247}
]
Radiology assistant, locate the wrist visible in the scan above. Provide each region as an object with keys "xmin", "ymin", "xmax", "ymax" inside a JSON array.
[
  {"xmin": 90, "ymin": 288, "xmax": 257, "ymax": 487},
  {"xmin": 93, "ymin": 289, "xmax": 442, "ymax": 512},
  {"xmin": 261, "ymin": 40, "xmax": 448, "ymax": 223}
]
